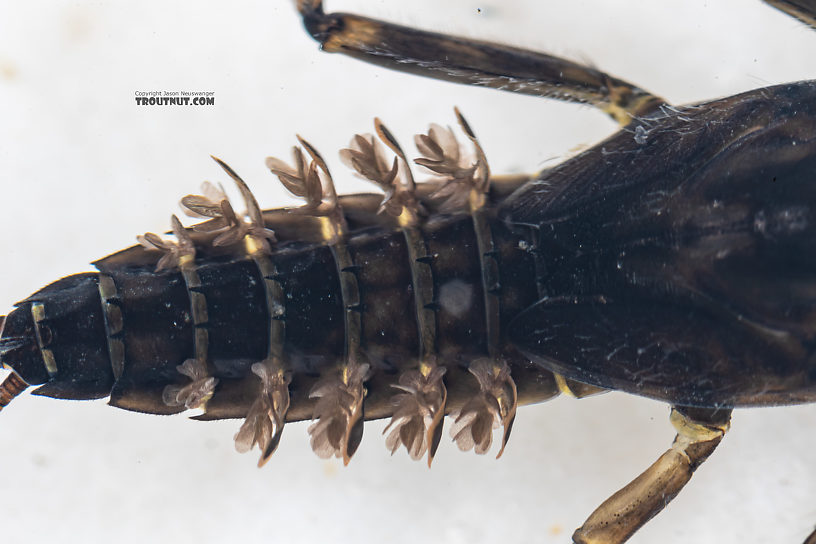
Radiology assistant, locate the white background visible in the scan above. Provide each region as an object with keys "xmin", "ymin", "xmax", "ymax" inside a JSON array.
[{"xmin": 0, "ymin": 1, "xmax": 814, "ymax": 543}]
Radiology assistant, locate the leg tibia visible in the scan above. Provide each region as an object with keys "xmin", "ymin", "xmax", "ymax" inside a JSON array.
[{"xmin": 297, "ymin": 1, "xmax": 663, "ymax": 124}]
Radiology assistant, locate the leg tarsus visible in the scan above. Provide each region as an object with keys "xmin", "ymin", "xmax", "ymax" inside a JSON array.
[
  {"xmin": 297, "ymin": 0, "xmax": 340, "ymax": 44},
  {"xmin": 572, "ymin": 406, "xmax": 731, "ymax": 544}
]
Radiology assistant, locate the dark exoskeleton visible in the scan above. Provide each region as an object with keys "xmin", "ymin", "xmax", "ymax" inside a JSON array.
[{"xmin": 1, "ymin": 1, "xmax": 815, "ymax": 543}]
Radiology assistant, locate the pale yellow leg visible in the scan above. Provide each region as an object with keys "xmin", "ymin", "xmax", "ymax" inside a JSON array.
[
  {"xmin": 572, "ymin": 406, "xmax": 731, "ymax": 544},
  {"xmin": 554, "ymin": 374, "xmax": 607, "ymax": 399}
]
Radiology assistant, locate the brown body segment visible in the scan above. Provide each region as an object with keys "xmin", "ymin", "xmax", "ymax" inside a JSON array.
[
  {"xmin": 0, "ymin": 1, "xmax": 814, "ymax": 543},
  {"xmin": 0, "ymin": 168, "xmax": 555, "ymax": 417}
]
